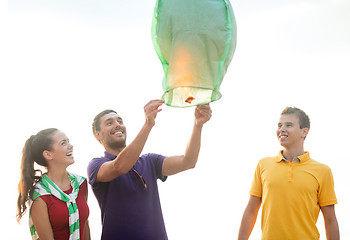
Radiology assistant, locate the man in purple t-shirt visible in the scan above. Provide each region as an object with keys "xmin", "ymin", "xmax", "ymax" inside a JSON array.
[{"xmin": 87, "ymin": 100, "xmax": 212, "ymax": 240}]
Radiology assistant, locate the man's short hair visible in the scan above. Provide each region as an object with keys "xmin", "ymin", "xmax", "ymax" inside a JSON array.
[
  {"xmin": 281, "ymin": 107, "xmax": 310, "ymax": 129},
  {"xmin": 92, "ymin": 109, "xmax": 117, "ymax": 134}
]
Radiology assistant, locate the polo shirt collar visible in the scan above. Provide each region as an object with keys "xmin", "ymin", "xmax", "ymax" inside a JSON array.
[
  {"xmin": 276, "ymin": 150, "xmax": 310, "ymax": 163},
  {"xmin": 104, "ymin": 151, "xmax": 116, "ymax": 160}
]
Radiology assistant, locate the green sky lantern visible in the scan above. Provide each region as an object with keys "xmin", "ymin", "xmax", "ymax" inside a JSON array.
[{"xmin": 152, "ymin": 0, "xmax": 237, "ymax": 107}]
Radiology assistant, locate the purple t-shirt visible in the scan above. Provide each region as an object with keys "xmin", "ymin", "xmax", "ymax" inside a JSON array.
[{"xmin": 87, "ymin": 152, "xmax": 168, "ymax": 240}]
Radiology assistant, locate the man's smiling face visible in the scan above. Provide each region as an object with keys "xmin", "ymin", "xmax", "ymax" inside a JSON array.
[
  {"xmin": 276, "ymin": 114, "xmax": 308, "ymax": 149},
  {"xmin": 95, "ymin": 112, "xmax": 127, "ymax": 150}
]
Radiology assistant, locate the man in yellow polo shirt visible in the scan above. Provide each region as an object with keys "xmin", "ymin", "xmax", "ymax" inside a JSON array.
[{"xmin": 238, "ymin": 107, "xmax": 340, "ymax": 240}]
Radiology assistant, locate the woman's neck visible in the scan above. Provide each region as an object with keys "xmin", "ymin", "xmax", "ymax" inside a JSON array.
[{"xmin": 46, "ymin": 169, "xmax": 71, "ymax": 191}]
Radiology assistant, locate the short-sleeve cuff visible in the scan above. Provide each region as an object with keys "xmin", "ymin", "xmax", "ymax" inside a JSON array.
[
  {"xmin": 249, "ymin": 191, "xmax": 262, "ymax": 198},
  {"xmin": 319, "ymin": 199, "xmax": 338, "ymax": 207}
]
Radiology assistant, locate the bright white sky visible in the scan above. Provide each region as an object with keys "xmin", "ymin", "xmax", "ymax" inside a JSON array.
[{"xmin": 1, "ymin": 0, "xmax": 350, "ymax": 239}]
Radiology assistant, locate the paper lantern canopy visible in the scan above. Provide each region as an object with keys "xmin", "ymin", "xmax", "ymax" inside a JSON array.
[{"xmin": 152, "ymin": 0, "xmax": 237, "ymax": 107}]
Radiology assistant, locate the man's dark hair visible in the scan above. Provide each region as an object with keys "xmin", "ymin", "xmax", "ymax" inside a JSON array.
[
  {"xmin": 92, "ymin": 109, "xmax": 117, "ymax": 134},
  {"xmin": 281, "ymin": 107, "xmax": 310, "ymax": 129}
]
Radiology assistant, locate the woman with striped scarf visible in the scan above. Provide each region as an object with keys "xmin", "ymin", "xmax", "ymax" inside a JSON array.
[{"xmin": 17, "ymin": 128, "xmax": 90, "ymax": 240}]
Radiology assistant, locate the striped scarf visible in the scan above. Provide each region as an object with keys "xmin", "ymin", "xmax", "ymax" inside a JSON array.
[{"xmin": 29, "ymin": 173, "xmax": 86, "ymax": 240}]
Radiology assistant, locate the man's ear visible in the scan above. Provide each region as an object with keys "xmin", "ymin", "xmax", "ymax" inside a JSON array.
[
  {"xmin": 94, "ymin": 131, "xmax": 102, "ymax": 143},
  {"xmin": 302, "ymin": 128, "xmax": 309, "ymax": 139}
]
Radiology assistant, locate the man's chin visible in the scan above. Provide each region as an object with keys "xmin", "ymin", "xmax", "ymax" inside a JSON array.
[
  {"xmin": 279, "ymin": 142, "xmax": 290, "ymax": 149},
  {"xmin": 108, "ymin": 141, "xmax": 126, "ymax": 150}
]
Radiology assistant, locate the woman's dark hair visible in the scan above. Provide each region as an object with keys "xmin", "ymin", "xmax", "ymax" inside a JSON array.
[{"xmin": 16, "ymin": 128, "xmax": 58, "ymax": 223}]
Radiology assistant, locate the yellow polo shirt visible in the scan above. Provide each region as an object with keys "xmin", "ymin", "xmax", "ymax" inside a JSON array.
[{"xmin": 250, "ymin": 151, "xmax": 337, "ymax": 240}]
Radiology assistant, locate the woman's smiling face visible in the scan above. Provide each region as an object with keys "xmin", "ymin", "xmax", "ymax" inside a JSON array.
[{"xmin": 44, "ymin": 130, "xmax": 74, "ymax": 166}]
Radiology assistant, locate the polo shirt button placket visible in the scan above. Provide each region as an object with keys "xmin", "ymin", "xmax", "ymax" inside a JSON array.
[{"xmin": 288, "ymin": 162, "xmax": 293, "ymax": 182}]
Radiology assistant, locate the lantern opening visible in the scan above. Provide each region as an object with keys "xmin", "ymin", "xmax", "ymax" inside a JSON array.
[{"xmin": 162, "ymin": 86, "xmax": 221, "ymax": 107}]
